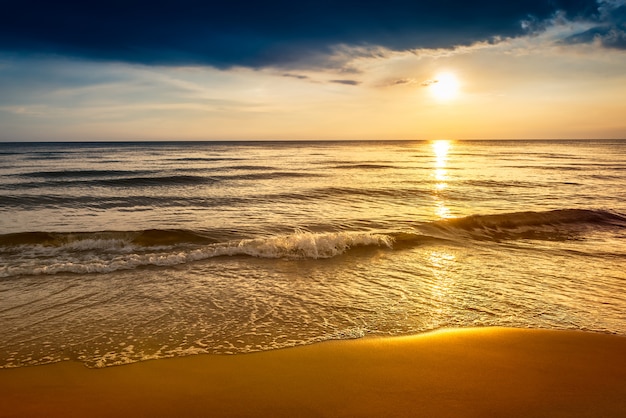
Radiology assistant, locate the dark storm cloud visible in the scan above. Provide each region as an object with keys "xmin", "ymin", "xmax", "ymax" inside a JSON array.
[{"xmin": 0, "ymin": 0, "xmax": 601, "ymax": 68}]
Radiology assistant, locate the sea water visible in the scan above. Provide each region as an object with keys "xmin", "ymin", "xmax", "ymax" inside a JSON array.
[{"xmin": 1, "ymin": 140, "xmax": 625, "ymax": 368}]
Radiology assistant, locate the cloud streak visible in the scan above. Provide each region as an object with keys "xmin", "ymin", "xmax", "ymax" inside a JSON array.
[
  {"xmin": 330, "ymin": 79, "xmax": 361, "ymax": 86},
  {"xmin": 420, "ymin": 80, "xmax": 439, "ymax": 87}
]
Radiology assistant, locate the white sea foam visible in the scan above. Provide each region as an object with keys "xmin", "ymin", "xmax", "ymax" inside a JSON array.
[
  {"xmin": 229, "ymin": 230, "xmax": 393, "ymax": 259},
  {"xmin": 0, "ymin": 231, "xmax": 394, "ymax": 277}
]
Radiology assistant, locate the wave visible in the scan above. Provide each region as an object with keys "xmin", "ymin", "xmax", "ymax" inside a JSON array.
[
  {"xmin": 0, "ymin": 231, "xmax": 393, "ymax": 278},
  {"xmin": 332, "ymin": 163, "xmax": 399, "ymax": 170},
  {"xmin": 217, "ymin": 171, "xmax": 324, "ymax": 181},
  {"xmin": 436, "ymin": 208, "xmax": 625, "ymax": 230},
  {"xmin": 96, "ymin": 175, "xmax": 213, "ymax": 187},
  {"xmin": 169, "ymin": 157, "xmax": 243, "ymax": 162},
  {"xmin": 0, "ymin": 195, "xmax": 254, "ymax": 210},
  {"xmin": 3, "ymin": 171, "xmax": 323, "ymax": 190},
  {"xmin": 18, "ymin": 170, "xmax": 154, "ymax": 179},
  {"xmin": 460, "ymin": 179, "xmax": 543, "ymax": 189},
  {"xmin": 425, "ymin": 208, "xmax": 626, "ymax": 241},
  {"xmin": 220, "ymin": 165, "xmax": 278, "ymax": 171},
  {"xmin": 1, "ymin": 209, "xmax": 623, "ymax": 278},
  {"xmin": 0, "ymin": 229, "xmax": 219, "ymax": 248},
  {"xmin": 307, "ymin": 186, "xmax": 429, "ymax": 200},
  {"xmin": 1, "ymin": 175, "xmax": 217, "ymax": 190}
]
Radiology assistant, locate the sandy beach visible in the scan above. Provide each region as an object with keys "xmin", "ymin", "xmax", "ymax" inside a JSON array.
[{"xmin": 1, "ymin": 327, "xmax": 625, "ymax": 417}]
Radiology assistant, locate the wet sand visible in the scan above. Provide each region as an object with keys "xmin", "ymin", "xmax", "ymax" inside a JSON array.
[{"xmin": 1, "ymin": 327, "xmax": 625, "ymax": 417}]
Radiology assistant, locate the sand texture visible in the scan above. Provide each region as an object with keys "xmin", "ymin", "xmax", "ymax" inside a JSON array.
[{"xmin": 1, "ymin": 328, "xmax": 626, "ymax": 417}]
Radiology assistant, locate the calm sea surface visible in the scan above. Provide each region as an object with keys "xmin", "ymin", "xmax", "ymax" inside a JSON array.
[{"xmin": 1, "ymin": 140, "xmax": 625, "ymax": 368}]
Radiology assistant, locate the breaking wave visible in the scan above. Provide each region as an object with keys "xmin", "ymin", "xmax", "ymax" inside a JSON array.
[
  {"xmin": 1, "ymin": 209, "xmax": 623, "ymax": 278},
  {"xmin": 0, "ymin": 230, "xmax": 394, "ymax": 278}
]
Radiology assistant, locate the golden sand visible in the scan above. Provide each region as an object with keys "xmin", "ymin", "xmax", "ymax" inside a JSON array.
[{"xmin": 1, "ymin": 328, "xmax": 625, "ymax": 417}]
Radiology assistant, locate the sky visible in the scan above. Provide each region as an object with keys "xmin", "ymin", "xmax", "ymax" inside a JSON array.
[{"xmin": 1, "ymin": 0, "xmax": 626, "ymax": 141}]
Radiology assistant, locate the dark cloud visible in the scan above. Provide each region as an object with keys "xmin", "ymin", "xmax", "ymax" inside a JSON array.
[
  {"xmin": 329, "ymin": 79, "xmax": 360, "ymax": 86},
  {"xmin": 564, "ymin": 25, "xmax": 626, "ymax": 47},
  {"xmin": 390, "ymin": 78, "xmax": 416, "ymax": 86},
  {"xmin": 563, "ymin": 2, "xmax": 626, "ymax": 48},
  {"xmin": 0, "ymin": 0, "xmax": 601, "ymax": 68},
  {"xmin": 283, "ymin": 73, "xmax": 310, "ymax": 80}
]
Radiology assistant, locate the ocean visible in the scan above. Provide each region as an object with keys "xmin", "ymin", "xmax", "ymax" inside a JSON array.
[{"xmin": 1, "ymin": 140, "xmax": 625, "ymax": 368}]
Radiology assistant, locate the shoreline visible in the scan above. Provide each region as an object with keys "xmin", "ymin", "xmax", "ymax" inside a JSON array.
[{"xmin": 2, "ymin": 327, "xmax": 626, "ymax": 417}]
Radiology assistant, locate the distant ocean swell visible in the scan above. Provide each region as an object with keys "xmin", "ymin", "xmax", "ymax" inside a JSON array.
[
  {"xmin": 1, "ymin": 171, "xmax": 321, "ymax": 190},
  {"xmin": 3, "ymin": 167, "xmax": 584, "ymax": 192},
  {"xmin": 1, "ymin": 209, "xmax": 623, "ymax": 278}
]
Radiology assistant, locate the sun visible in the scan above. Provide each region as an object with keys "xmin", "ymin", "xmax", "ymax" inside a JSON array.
[{"xmin": 430, "ymin": 72, "xmax": 460, "ymax": 102}]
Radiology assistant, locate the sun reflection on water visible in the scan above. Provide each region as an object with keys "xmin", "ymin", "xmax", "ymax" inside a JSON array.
[
  {"xmin": 435, "ymin": 200, "xmax": 451, "ymax": 218},
  {"xmin": 431, "ymin": 140, "xmax": 453, "ymax": 218},
  {"xmin": 428, "ymin": 249, "xmax": 457, "ymax": 328},
  {"xmin": 432, "ymin": 140, "xmax": 450, "ymax": 166}
]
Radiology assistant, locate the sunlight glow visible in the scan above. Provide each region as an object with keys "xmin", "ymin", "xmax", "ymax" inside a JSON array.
[{"xmin": 430, "ymin": 73, "xmax": 460, "ymax": 102}]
